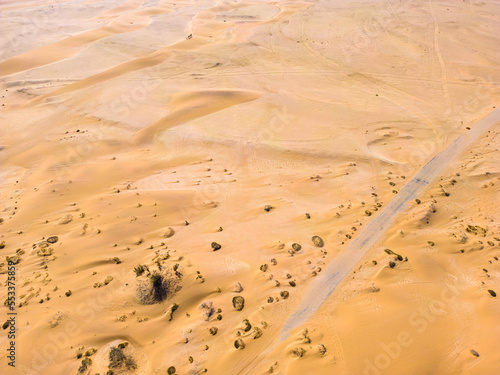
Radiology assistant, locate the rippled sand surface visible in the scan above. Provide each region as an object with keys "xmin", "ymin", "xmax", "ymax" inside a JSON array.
[{"xmin": 0, "ymin": 1, "xmax": 499, "ymax": 374}]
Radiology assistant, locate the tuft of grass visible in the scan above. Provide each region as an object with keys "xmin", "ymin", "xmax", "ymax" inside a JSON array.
[
  {"xmin": 136, "ymin": 269, "xmax": 180, "ymax": 305},
  {"xmin": 109, "ymin": 345, "xmax": 137, "ymax": 371},
  {"xmin": 78, "ymin": 358, "xmax": 92, "ymax": 374},
  {"xmin": 134, "ymin": 264, "xmax": 149, "ymax": 277},
  {"xmin": 384, "ymin": 249, "xmax": 403, "ymax": 261},
  {"xmin": 169, "ymin": 303, "xmax": 179, "ymax": 321}
]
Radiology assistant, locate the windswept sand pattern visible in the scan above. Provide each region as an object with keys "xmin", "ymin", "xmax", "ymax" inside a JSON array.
[{"xmin": 0, "ymin": 0, "xmax": 499, "ymax": 375}]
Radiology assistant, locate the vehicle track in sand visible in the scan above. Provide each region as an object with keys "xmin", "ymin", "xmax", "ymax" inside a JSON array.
[{"xmin": 279, "ymin": 107, "xmax": 500, "ymax": 340}]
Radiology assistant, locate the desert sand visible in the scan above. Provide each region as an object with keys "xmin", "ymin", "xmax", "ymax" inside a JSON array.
[{"xmin": 0, "ymin": 0, "xmax": 499, "ymax": 374}]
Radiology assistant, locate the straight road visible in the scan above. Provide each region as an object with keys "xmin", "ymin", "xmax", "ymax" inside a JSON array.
[{"xmin": 280, "ymin": 107, "xmax": 500, "ymax": 339}]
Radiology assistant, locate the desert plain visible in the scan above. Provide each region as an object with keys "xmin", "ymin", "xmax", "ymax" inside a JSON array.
[{"xmin": 0, "ymin": 0, "xmax": 499, "ymax": 374}]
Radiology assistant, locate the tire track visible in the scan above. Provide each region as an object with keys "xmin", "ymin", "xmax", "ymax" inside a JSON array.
[{"xmin": 279, "ymin": 107, "xmax": 500, "ymax": 339}]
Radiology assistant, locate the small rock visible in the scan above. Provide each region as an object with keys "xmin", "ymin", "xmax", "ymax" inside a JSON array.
[
  {"xmin": 211, "ymin": 242, "xmax": 221, "ymax": 251},
  {"xmin": 164, "ymin": 227, "xmax": 175, "ymax": 238},
  {"xmin": 264, "ymin": 205, "xmax": 275, "ymax": 212},
  {"xmin": 311, "ymin": 236, "xmax": 324, "ymax": 247},
  {"xmin": 280, "ymin": 291, "xmax": 289, "ymax": 299},
  {"xmin": 487, "ymin": 289, "xmax": 496, "ymax": 297},
  {"xmin": 58, "ymin": 214, "xmax": 73, "ymax": 225},
  {"xmin": 46, "ymin": 236, "xmax": 58, "ymax": 244},
  {"xmin": 234, "ymin": 339, "xmax": 245, "ymax": 350},
  {"xmin": 470, "ymin": 349, "xmax": 480, "ymax": 357}
]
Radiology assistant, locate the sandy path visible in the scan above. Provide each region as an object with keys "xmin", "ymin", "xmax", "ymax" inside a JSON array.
[{"xmin": 279, "ymin": 107, "xmax": 500, "ymax": 340}]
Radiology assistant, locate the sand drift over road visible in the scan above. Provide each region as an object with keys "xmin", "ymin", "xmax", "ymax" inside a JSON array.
[{"xmin": 281, "ymin": 108, "xmax": 500, "ymax": 339}]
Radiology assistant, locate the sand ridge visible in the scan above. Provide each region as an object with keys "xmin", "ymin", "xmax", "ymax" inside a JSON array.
[{"xmin": 0, "ymin": 0, "xmax": 499, "ymax": 374}]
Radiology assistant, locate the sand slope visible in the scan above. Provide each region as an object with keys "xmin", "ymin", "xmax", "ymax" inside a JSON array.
[{"xmin": 0, "ymin": 0, "xmax": 499, "ymax": 374}]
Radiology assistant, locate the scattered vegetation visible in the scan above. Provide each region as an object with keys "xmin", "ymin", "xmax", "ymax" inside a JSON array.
[
  {"xmin": 134, "ymin": 264, "xmax": 149, "ymax": 276},
  {"xmin": 487, "ymin": 290, "xmax": 496, "ymax": 297},
  {"xmin": 78, "ymin": 357, "xmax": 92, "ymax": 374},
  {"xmin": 137, "ymin": 269, "xmax": 181, "ymax": 305},
  {"xmin": 108, "ymin": 344, "xmax": 137, "ymax": 371},
  {"xmin": 168, "ymin": 303, "xmax": 179, "ymax": 321},
  {"xmin": 384, "ymin": 249, "xmax": 403, "ymax": 261},
  {"xmin": 466, "ymin": 225, "xmax": 487, "ymax": 236},
  {"xmin": 291, "ymin": 348, "xmax": 306, "ymax": 357}
]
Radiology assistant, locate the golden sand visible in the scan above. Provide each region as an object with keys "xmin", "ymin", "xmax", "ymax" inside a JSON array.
[{"xmin": 0, "ymin": 0, "xmax": 499, "ymax": 374}]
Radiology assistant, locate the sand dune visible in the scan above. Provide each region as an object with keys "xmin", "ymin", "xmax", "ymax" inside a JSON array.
[{"xmin": 0, "ymin": 0, "xmax": 499, "ymax": 374}]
